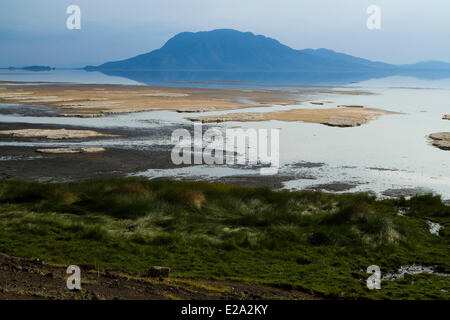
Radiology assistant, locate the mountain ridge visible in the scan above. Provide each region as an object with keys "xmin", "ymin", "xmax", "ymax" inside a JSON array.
[{"xmin": 85, "ymin": 29, "xmax": 450, "ymax": 73}]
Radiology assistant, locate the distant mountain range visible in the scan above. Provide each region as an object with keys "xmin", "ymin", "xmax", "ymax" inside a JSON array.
[
  {"xmin": 399, "ymin": 60, "xmax": 450, "ymax": 71},
  {"xmin": 85, "ymin": 29, "xmax": 450, "ymax": 73}
]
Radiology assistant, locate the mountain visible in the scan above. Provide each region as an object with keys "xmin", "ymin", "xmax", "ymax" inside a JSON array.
[
  {"xmin": 399, "ymin": 60, "xmax": 450, "ymax": 71},
  {"xmin": 85, "ymin": 29, "xmax": 395, "ymax": 72}
]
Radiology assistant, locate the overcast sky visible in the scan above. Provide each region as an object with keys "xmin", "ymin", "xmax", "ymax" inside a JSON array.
[{"xmin": 1, "ymin": 0, "xmax": 449, "ymax": 67}]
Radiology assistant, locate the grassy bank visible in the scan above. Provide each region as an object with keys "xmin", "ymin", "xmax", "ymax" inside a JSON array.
[{"xmin": 0, "ymin": 178, "xmax": 448, "ymax": 299}]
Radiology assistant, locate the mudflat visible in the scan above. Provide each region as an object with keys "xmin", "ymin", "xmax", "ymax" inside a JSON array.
[
  {"xmin": 186, "ymin": 107, "xmax": 398, "ymax": 127},
  {"xmin": 428, "ymin": 132, "xmax": 450, "ymax": 150},
  {"xmin": 0, "ymin": 128, "xmax": 117, "ymax": 139},
  {"xmin": 0, "ymin": 81, "xmax": 302, "ymax": 117}
]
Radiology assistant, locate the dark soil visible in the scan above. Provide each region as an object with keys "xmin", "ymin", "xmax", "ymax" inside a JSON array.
[
  {"xmin": 382, "ymin": 187, "xmax": 432, "ymax": 198},
  {"xmin": 309, "ymin": 182, "xmax": 359, "ymax": 192},
  {"xmin": 0, "ymin": 253, "xmax": 318, "ymax": 300}
]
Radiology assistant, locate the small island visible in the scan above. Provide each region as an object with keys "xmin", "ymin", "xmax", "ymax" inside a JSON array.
[{"xmin": 6, "ymin": 65, "xmax": 53, "ymax": 72}]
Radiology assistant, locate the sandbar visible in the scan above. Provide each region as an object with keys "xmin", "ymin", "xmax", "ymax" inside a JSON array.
[
  {"xmin": 427, "ymin": 132, "xmax": 450, "ymax": 150},
  {"xmin": 0, "ymin": 129, "xmax": 117, "ymax": 139},
  {"xmin": 186, "ymin": 107, "xmax": 398, "ymax": 127},
  {"xmin": 36, "ymin": 147, "xmax": 106, "ymax": 154}
]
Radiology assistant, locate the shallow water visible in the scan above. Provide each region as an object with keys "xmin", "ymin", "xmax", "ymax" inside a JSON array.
[
  {"xmin": 0, "ymin": 71, "xmax": 449, "ymax": 199},
  {"xmin": 383, "ymin": 265, "xmax": 449, "ymax": 281}
]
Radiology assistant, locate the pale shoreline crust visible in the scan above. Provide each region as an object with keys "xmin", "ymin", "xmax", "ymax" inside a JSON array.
[
  {"xmin": 0, "ymin": 82, "xmax": 305, "ymax": 117},
  {"xmin": 0, "ymin": 129, "xmax": 117, "ymax": 139},
  {"xmin": 427, "ymin": 132, "xmax": 450, "ymax": 150},
  {"xmin": 186, "ymin": 107, "xmax": 398, "ymax": 127},
  {"xmin": 36, "ymin": 147, "xmax": 106, "ymax": 154}
]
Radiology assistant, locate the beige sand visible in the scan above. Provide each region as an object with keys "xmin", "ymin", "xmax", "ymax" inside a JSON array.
[
  {"xmin": 427, "ymin": 132, "xmax": 450, "ymax": 150},
  {"xmin": 186, "ymin": 107, "xmax": 397, "ymax": 127},
  {"xmin": 318, "ymin": 90, "xmax": 374, "ymax": 95},
  {"xmin": 0, "ymin": 82, "xmax": 304, "ymax": 117},
  {"xmin": 0, "ymin": 129, "xmax": 117, "ymax": 139},
  {"xmin": 443, "ymin": 115, "xmax": 450, "ymax": 120},
  {"xmin": 36, "ymin": 147, "xmax": 106, "ymax": 154},
  {"xmin": 337, "ymin": 105, "xmax": 365, "ymax": 108}
]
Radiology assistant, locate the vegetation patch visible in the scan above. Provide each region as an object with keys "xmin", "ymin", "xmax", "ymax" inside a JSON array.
[{"xmin": 0, "ymin": 178, "xmax": 448, "ymax": 299}]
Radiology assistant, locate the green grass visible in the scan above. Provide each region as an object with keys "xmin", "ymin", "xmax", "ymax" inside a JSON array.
[{"xmin": 0, "ymin": 177, "xmax": 448, "ymax": 299}]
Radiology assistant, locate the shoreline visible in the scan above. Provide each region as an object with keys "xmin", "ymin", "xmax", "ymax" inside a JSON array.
[{"xmin": 0, "ymin": 120, "xmax": 448, "ymax": 200}]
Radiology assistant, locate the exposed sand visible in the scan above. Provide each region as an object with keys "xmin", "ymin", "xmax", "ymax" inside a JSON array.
[
  {"xmin": 0, "ymin": 129, "xmax": 117, "ymax": 139},
  {"xmin": 36, "ymin": 147, "xmax": 106, "ymax": 154},
  {"xmin": 427, "ymin": 132, "xmax": 450, "ymax": 150},
  {"xmin": 337, "ymin": 105, "xmax": 365, "ymax": 108},
  {"xmin": 318, "ymin": 90, "xmax": 374, "ymax": 95},
  {"xmin": 0, "ymin": 82, "xmax": 303, "ymax": 117},
  {"xmin": 186, "ymin": 107, "xmax": 398, "ymax": 127},
  {"xmin": 0, "ymin": 81, "xmax": 393, "ymax": 128},
  {"xmin": 443, "ymin": 115, "xmax": 450, "ymax": 120}
]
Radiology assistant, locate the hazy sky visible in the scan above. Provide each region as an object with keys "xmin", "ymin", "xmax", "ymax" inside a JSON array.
[{"xmin": 1, "ymin": 0, "xmax": 449, "ymax": 67}]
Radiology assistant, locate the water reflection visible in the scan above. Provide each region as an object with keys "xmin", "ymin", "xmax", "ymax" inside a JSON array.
[{"xmin": 92, "ymin": 69, "xmax": 450, "ymax": 88}]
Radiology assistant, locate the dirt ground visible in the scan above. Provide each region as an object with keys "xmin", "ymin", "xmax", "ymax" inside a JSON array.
[{"xmin": 0, "ymin": 253, "xmax": 319, "ymax": 300}]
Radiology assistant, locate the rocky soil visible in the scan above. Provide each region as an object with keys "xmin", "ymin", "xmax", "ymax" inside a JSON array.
[
  {"xmin": 0, "ymin": 128, "xmax": 117, "ymax": 139},
  {"xmin": 0, "ymin": 253, "xmax": 318, "ymax": 300},
  {"xmin": 428, "ymin": 132, "xmax": 450, "ymax": 150}
]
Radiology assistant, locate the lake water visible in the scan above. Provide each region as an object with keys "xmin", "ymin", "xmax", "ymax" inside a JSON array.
[{"xmin": 0, "ymin": 70, "xmax": 449, "ymax": 199}]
